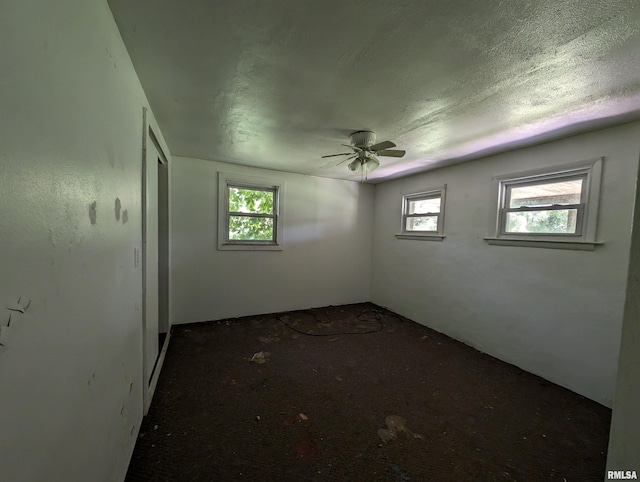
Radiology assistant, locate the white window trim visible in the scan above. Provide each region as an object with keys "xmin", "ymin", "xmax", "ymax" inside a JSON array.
[
  {"xmin": 396, "ymin": 185, "xmax": 447, "ymax": 241},
  {"xmin": 485, "ymin": 157, "xmax": 603, "ymax": 250},
  {"xmin": 217, "ymin": 172, "xmax": 284, "ymax": 251}
]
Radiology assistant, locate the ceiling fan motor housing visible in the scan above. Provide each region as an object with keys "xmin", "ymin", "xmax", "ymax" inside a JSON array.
[{"xmin": 350, "ymin": 130, "xmax": 376, "ymax": 148}]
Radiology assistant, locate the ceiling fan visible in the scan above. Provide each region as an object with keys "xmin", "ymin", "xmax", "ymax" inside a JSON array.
[{"xmin": 322, "ymin": 130, "xmax": 406, "ymax": 180}]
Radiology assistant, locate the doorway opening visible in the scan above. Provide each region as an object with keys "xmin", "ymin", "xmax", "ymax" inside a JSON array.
[{"xmin": 142, "ymin": 107, "xmax": 171, "ymax": 413}]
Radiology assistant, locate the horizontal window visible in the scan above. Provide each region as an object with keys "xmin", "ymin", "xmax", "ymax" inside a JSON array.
[
  {"xmin": 502, "ymin": 175, "xmax": 585, "ymax": 236},
  {"xmin": 487, "ymin": 158, "xmax": 603, "ymax": 250}
]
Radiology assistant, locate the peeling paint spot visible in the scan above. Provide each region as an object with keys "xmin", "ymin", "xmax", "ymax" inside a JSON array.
[
  {"xmin": 122, "ymin": 209, "xmax": 129, "ymax": 224},
  {"xmin": 89, "ymin": 202, "xmax": 97, "ymax": 225},
  {"xmin": 115, "ymin": 198, "xmax": 121, "ymax": 221}
]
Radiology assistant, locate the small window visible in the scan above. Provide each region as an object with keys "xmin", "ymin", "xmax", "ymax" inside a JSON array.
[
  {"xmin": 218, "ymin": 173, "xmax": 284, "ymax": 250},
  {"xmin": 397, "ymin": 186, "xmax": 446, "ymax": 240},
  {"xmin": 487, "ymin": 158, "xmax": 603, "ymax": 250},
  {"xmin": 228, "ymin": 185, "xmax": 277, "ymax": 241}
]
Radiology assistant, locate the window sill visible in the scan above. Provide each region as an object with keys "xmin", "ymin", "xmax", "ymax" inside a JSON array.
[
  {"xmin": 218, "ymin": 243, "xmax": 283, "ymax": 251},
  {"xmin": 395, "ymin": 234, "xmax": 446, "ymax": 241},
  {"xmin": 483, "ymin": 237, "xmax": 602, "ymax": 251}
]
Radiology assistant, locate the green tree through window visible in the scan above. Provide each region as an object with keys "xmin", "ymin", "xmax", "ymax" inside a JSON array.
[
  {"xmin": 506, "ymin": 209, "xmax": 578, "ymax": 234},
  {"xmin": 228, "ymin": 186, "xmax": 276, "ymax": 241}
]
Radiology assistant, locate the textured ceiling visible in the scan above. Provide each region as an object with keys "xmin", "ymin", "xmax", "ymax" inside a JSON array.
[{"xmin": 107, "ymin": 0, "xmax": 640, "ymax": 182}]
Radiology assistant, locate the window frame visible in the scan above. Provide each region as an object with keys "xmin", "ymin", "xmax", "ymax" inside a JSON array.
[
  {"xmin": 499, "ymin": 172, "xmax": 587, "ymax": 237},
  {"xmin": 486, "ymin": 157, "xmax": 603, "ymax": 250},
  {"xmin": 396, "ymin": 185, "xmax": 446, "ymax": 241},
  {"xmin": 217, "ymin": 172, "xmax": 284, "ymax": 251}
]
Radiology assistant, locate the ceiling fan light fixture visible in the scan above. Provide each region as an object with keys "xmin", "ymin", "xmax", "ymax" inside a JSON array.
[
  {"xmin": 348, "ymin": 157, "xmax": 380, "ymax": 174},
  {"xmin": 366, "ymin": 157, "xmax": 380, "ymax": 171}
]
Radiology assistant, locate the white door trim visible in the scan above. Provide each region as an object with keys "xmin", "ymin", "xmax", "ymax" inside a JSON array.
[{"xmin": 141, "ymin": 107, "xmax": 172, "ymax": 415}]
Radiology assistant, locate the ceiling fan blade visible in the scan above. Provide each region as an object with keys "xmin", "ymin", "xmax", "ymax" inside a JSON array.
[
  {"xmin": 342, "ymin": 144, "xmax": 362, "ymax": 152},
  {"xmin": 370, "ymin": 140, "xmax": 396, "ymax": 151},
  {"xmin": 376, "ymin": 149, "xmax": 405, "ymax": 158},
  {"xmin": 321, "ymin": 152, "xmax": 352, "ymax": 158}
]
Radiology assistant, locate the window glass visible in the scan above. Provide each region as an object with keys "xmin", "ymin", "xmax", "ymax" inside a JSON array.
[
  {"xmin": 408, "ymin": 197, "xmax": 440, "ymax": 215},
  {"xmin": 505, "ymin": 209, "xmax": 579, "ymax": 234},
  {"xmin": 227, "ymin": 185, "xmax": 276, "ymax": 242},
  {"xmin": 509, "ymin": 179, "xmax": 583, "ymax": 209},
  {"xmin": 406, "ymin": 216, "xmax": 438, "ymax": 231},
  {"xmin": 502, "ymin": 175, "xmax": 584, "ymax": 235},
  {"xmin": 228, "ymin": 216, "xmax": 274, "ymax": 241},
  {"xmin": 228, "ymin": 187, "xmax": 274, "ymax": 214}
]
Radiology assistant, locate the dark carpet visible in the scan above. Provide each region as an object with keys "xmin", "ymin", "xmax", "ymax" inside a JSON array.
[{"xmin": 125, "ymin": 303, "xmax": 611, "ymax": 481}]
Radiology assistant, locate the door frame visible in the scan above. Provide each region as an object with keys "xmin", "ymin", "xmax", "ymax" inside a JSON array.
[{"xmin": 142, "ymin": 107, "xmax": 172, "ymax": 414}]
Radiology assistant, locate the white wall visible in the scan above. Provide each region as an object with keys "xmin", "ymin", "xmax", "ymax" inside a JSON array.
[
  {"xmin": 0, "ymin": 1, "xmax": 167, "ymax": 481},
  {"xmin": 170, "ymin": 157, "xmax": 374, "ymax": 323},
  {"xmin": 371, "ymin": 122, "xmax": 640, "ymax": 407},
  {"xmin": 607, "ymin": 153, "xmax": 640, "ymax": 469}
]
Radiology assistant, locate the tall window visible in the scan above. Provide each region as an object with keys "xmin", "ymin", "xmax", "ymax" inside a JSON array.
[
  {"xmin": 218, "ymin": 173, "xmax": 284, "ymax": 250},
  {"xmin": 397, "ymin": 186, "xmax": 446, "ymax": 240},
  {"xmin": 489, "ymin": 158, "xmax": 603, "ymax": 249}
]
